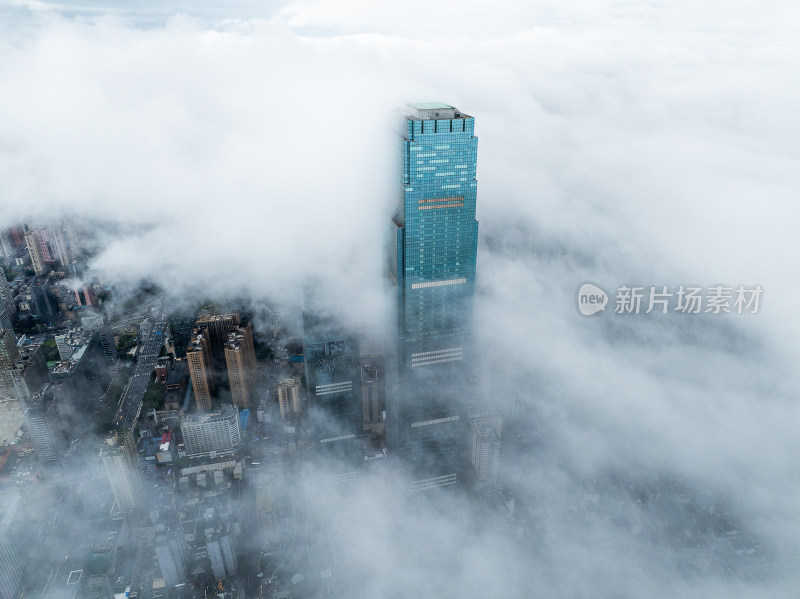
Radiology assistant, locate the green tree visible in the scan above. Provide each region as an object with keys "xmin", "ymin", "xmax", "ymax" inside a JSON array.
[
  {"xmin": 142, "ymin": 377, "xmax": 165, "ymax": 412},
  {"xmin": 41, "ymin": 339, "xmax": 60, "ymax": 362}
]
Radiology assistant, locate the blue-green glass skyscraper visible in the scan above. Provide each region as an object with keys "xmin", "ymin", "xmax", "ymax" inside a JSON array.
[{"xmin": 387, "ymin": 103, "xmax": 479, "ymax": 490}]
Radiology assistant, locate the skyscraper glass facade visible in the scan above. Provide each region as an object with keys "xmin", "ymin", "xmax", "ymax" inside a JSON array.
[
  {"xmin": 391, "ymin": 103, "xmax": 478, "ymax": 368},
  {"xmin": 388, "ymin": 103, "xmax": 479, "ymax": 489},
  {"xmin": 303, "ymin": 310, "xmax": 363, "ymax": 471}
]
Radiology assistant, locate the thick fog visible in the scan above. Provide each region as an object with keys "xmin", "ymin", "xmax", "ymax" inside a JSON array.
[{"xmin": 1, "ymin": 0, "xmax": 799, "ymax": 597}]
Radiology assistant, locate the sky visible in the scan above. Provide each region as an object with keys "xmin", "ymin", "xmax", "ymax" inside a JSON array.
[{"xmin": 1, "ymin": 0, "xmax": 799, "ymax": 596}]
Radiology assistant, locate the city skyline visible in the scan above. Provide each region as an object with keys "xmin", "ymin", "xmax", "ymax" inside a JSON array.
[{"xmin": 0, "ymin": 2, "xmax": 798, "ymax": 597}]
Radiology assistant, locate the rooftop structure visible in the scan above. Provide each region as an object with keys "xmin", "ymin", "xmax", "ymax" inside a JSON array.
[{"xmin": 407, "ymin": 102, "xmax": 471, "ymax": 121}]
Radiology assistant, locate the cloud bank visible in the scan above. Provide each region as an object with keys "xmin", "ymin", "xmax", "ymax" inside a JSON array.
[{"xmin": 1, "ymin": 0, "xmax": 799, "ymax": 596}]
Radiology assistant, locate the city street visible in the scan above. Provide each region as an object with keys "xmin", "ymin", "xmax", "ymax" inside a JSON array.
[{"xmin": 115, "ymin": 303, "xmax": 167, "ymax": 428}]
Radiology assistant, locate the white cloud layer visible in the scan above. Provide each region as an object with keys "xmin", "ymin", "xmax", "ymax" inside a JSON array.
[{"xmin": 1, "ymin": 0, "xmax": 799, "ymax": 595}]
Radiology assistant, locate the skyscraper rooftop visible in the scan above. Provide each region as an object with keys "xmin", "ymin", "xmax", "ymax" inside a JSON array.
[{"xmin": 406, "ymin": 102, "xmax": 471, "ymax": 121}]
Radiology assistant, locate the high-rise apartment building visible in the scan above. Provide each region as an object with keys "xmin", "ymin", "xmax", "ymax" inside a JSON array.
[
  {"xmin": 224, "ymin": 323, "xmax": 257, "ymax": 410},
  {"xmin": 22, "ymin": 224, "xmax": 80, "ymax": 274},
  {"xmin": 49, "ymin": 226, "xmax": 74, "ymax": 267},
  {"xmin": 180, "ymin": 405, "xmax": 241, "ymax": 458},
  {"xmin": 276, "ymin": 377, "xmax": 303, "ymax": 419},
  {"xmin": 101, "ymin": 430, "xmax": 143, "ymax": 514},
  {"xmin": 387, "ymin": 103, "xmax": 479, "ymax": 490},
  {"xmin": 24, "ymin": 229, "xmax": 46, "ymax": 275},
  {"xmin": 195, "ymin": 312, "xmax": 240, "ymax": 378},
  {"xmin": 63, "ymin": 222, "xmax": 83, "ymax": 259},
  {"xmin": 186, "ymin": 331, "xmax": 215, "ymax": 411}
]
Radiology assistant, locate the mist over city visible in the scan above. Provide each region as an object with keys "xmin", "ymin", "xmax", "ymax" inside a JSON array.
[{"xmin": 0, "ymin": 1, "xmax": 798, "ymax": 598}]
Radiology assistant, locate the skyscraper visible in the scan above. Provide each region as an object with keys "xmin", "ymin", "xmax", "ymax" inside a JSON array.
[
  {"xmin": 387, "ymin": 103, "xmax": 479, "ymax": 490},
  {"xmin": 0, "ymin": 230, "xmax": 14, "ymax": 260},
  {"xmin": 30, "ymin": 280, "xmax": 59, "ymax": 320},
  {"xmin": 468, "ymin": 407, "xmax": 502, "ymax": 488},
  {"xmin": 99, "ymin": 327, "xmax": 119, "ymax": 367},
  {"xmin": 0, "ymin": 269, "xmax": 15, "ymax": 319},
  {"xmin": 0, "ymin": 504, "xmax": 24, "ymax": 599},
  {"xmin": 22, "ymin": 224, "xmax": 80, "ymax": 273},
  {"xmin": 224, "ymin": 323, "xmax": 257, "ymax": 410},
  {"xmin": 101, "ymin": 430, "xmax": 143, "ymax": 514},
  {"xmin": 276, "ymin": 377, "xmax": 303, "ymax": 419},
  {"xmin": 168, "ymin": 308, "xmax": 195, "ymax": 359},
  {"xmin": 11, "ymin": 343, "xmax": 48, "ymax": 403},
  {"xmin": 361, "ymin": 363, "xmax": 384, "ymax": 436},
  {"xmin": 24, "ymin": 395, "xmax": 61, "ymax": 463},
  {"xmin": 186, "ymin": 330, "xmax": 215, "ymax": 411},
  {"xmin": 24, "ymin": 229, "xmax": 46, "ymax": 275},
  {"xmin": 195, "ymin": 312, "xmax": 240, "ymax": 379},
  {"xmin": 0, "ymin": 329, "xmax": 19, "ymax": 400},
  {"xmin": 303, "ymin": 312, "xmax": 362, "ymax": 466},
  {"xmin": 63, "ymin": 221, "xmax": 84, "ymax": 259},
  {"xmin": 48, "ymin": 328, "xmax": 105, "ymax": 403},
  {"xmin": 49, "ymin": 226, "xmax": 67, "ymax": 267},
  {"xmin": 0, "ymin": 490, "xmax": 25, "ymax": 599}
]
